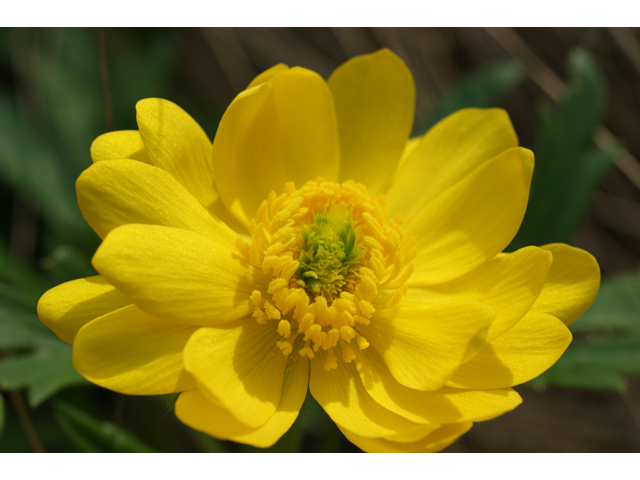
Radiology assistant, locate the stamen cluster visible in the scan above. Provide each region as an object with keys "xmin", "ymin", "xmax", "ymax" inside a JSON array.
[{"xmin": 236, "ymin": 179, "xmax": 416, "ymax": 371}]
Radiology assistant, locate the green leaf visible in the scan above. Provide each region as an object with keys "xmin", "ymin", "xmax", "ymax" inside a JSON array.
[
  {"xmin": 0, "ymin": 303, "xmax": 59, "ymax": 351},
  {"xmin": 0, "ymin": 303, "xmax": 88, "ymax": 406},
  {"xmin": 54, "ymin": 400, "xmax": 157, "ymax": 453},
  {"xmin": 511, "ymin": 48, "xmax": 618, "ymax": 248},
  {"xmin": 530, "ymin": 333, "xmax": 640, "ymax": 392},
  {"xmin": 0, "ymin": 89, "xmax": 88, "ymax": 242},
  {"xmin": 571, "ymin": 269, "xmax": 640, "ymax": 333},
  {"xmin": 529, "ymin": 362, "xmax": 628, "ymax": 392},
  {"xmin": 41, "ymin": 245, "xmax": 96, "ymax": 284},
  {"xmin": 0, "ymin": 342, "xmax": 88, "ymax": 407},
  {"xmin": 414, "ymin": 60, "xmax": 525, "ymax": 136}
]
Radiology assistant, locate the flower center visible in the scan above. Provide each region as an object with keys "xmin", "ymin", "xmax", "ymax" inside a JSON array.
[
  {"xmin": 296, "ymin": 209, "xmax": 363, "ymax": 301},
  {"xmin": 236, "ymin": 179, "xmax": 416, "ymax": 371}
]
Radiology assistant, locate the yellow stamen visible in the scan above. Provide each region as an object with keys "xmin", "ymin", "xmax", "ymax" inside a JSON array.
[{"xmin": 240, "ymin": 179, "xmax": 415, "ymax": 373}]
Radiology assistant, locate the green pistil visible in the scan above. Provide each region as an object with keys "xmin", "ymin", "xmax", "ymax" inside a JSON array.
[{"xmin": 297, "ymin": 209, "xmax": 362, "ymax": 300}]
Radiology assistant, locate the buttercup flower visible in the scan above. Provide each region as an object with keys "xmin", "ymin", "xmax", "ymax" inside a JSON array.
[{"xmin": 38, "ymin": 49, "xmax": 600, "ymax": 452}]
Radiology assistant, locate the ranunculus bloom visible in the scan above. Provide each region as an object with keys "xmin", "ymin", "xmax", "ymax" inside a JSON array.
[{"xmin": 38, "ymin": 49, "xmax": 600, "ymax": 452}]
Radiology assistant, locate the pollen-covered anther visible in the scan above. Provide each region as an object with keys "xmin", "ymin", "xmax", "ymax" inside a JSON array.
[
  {"xmin": 243, "ymin": 178, "xmax": 416, "ymax": 370},
  {"xmin": 277, "ymin": 320, "xmax": 291, "ymax": 338},
  {"xmin": 263, "ymin": 301, "xmax": 281, "ymax": 320}
]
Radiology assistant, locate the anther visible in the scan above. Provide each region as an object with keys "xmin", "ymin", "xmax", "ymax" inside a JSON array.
[
  {"xmin": 340, "ymin": 340, "xmax": 356, "ymax": 363},
  {"xmin": 340, "ymin": 325, "xmax": 356, "ymax": 343},
  {"xmin": 354, "ymin": 332, "xmax": 369, "ymax": 350},
  {"xmin": 277, "ymin": 320, "xmax": 291, "ymax": 338},
  {"xmin": 263, "ymin": 301, "xmax": 281, "ymax": 320},
  {"xmin": 324, "ymin": 349, "xmax": 338, "ymax": 370},
  {"xmin": 250, "ymin": 290, "xmax": 263, "ymax": 307}
]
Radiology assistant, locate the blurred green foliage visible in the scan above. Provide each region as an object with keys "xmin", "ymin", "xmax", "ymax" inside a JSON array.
[
  {"xmin": 511, "ymin": 49, "xmax": 620, "ymax": 249},
  {"xmin": 0, "ymin": 28, "xmax": 636, "ymax": 452}
]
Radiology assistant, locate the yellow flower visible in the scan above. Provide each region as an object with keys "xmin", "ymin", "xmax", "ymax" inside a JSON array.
[{"xmin": 37, "ymin": 49, "xmax": 600, "ymax": 453}]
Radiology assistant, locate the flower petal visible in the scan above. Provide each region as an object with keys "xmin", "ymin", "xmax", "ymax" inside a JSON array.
[
  {"xmin": 530, "ymin": 243, "xmax": 600, "ymax": 325},
  {"xmin": 448, "ymin": 312, "xmax": 572, "ymax": 389},
  {"xmin": 425, "ymin": 246, "xmax": 553, "ymax": 341},
  {"xmin": 407, "ymin": 146, "xmax": 534, "ymax": 285},
  {"xmin": 309, "ymin": 350, "xmax": 430, "ymax": 439},
  {"xmin": 37, "ymin": 275, "xmax": 131, "ymax": 344},
  {"xmin": 90, "ymin": 130, "xmax": 152, "ymax": 164},
  {"xmin": 175, "ymin": 353, "xmax": 308, "ymax": 448},
  {"xmin": 92, "ymin": 224, "xmax": 268, "ymax": 326},
  {"xmin": 183, "ymin": 321, "xmax": 289, "ymax": 428},
  {"xmin": 136, "ymin": 98, "xmax": 218, "ymax": 212},
  {"xmin": 328, "ymin": 49, "xmax": 415, "ymax": 194},
  {"xmin": 360, "ymin": 288, "xmax": 495, "ymax": 390},
  {"xmin": 77, "ymin": 159, "xmax": 237, "ymax": 241},
  {"xmin": 248, "ymin": 63, "xmax": 289, "ymax": 88},
  {"xmin": 212, "ymin": 68, "xmax": 340, "ymax": 227},
  {"xmin": 353, "ymin": 346, "xmax": 522, "ymax": 424},
  {"xmin": 386, "ymin": 108, "xmax": 518, "ymax": 217},
  {"xmin": 72, "ymin": 305, "xmax": 198, "ymax": 395},
  {"xmin": 339, "ymin": 422, "xmax": 472, "ymax": 453}
]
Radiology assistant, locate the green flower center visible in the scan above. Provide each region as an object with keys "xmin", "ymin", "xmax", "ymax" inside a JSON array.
[{"xmin": 296, "ymin": 207, "xmax": 363, "ymax": 301}]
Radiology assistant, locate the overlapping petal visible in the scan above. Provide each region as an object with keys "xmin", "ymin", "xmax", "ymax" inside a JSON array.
[
  {"xmin": 90, "ymin": 130, "xmax": 152, "ymax": 164},
  {"xmin": 328, "ymin": 49, "xmax": 415, "ymax": 194},
  {"xmin": 386, "ymin": 108, "xmax": 518, "ymax": 217},
  {"xmin": 92, "ymin": 224, "xmax": 268, "ymax": 326},
  {"xmin": 77, "ymin": 159, "xmax": 237, "ymax": 242},
  {"xmin": 448, "ymin": 312, "xmax": 572, "ymax": 389},
  {"xmin": 136, "ymin": 99, "xmax": 219, "ymax": 212},
  {"xmin": 183, "ymin": 320, "xmax": 290, "ymax": 428},
  {"xmin": 406, "ymin": 146, "xmax": 534, "ymax": 285},
  {"xmin": 72, "ymin": 305, "xmax": 198, "ymax": 395},
  {"xmin": 353, "ymin": 346, "xmax": 522, "ymax": 425},
  {"xmin": 530, "ymin": 243, "xmax": 600, "ymax": 325},
  {"xmin": 359, "ymin": 288, "xmax": 495, "ymax": 391},
  {"xmin": 339, "ymin": 422, "xmax": 472, "ymax": 453},
  {"xmin": 212, "ymin": 67, "xmax": 340, "ymax": 227},
  {"xmin": 37, "ymin": 275, "xmax": 131, "ymax": 344},
  {"xmin": 426, "ymin": 246, "xmax": 553, "ymax": 341},
  {"xmin": 175, "ymin": 352, "xmax": 308, "ymax": 448},
  {"xmin": 310, "ymin": 350, "xmax": 432, "ymax": 439}
]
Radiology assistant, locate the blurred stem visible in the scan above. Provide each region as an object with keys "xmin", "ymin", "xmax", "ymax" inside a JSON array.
[
  {"xmin": 8, "ymin": 390, "xmax": 45, "ymax": 453},
  {"xmin": 96, "ymin": 27, "xmax": 113, "ymax": 132}
]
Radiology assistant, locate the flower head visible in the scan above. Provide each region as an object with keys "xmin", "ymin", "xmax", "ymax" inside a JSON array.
[{"xmin": 37, "ymin": 49, "xmax": 600, "ymax": 452}]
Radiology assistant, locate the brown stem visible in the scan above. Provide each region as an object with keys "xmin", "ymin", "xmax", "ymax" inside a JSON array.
[
  {"xmin": 97, "ymin": 27, "xmax": 113, "ymax": 132},
  {"xmin": 8, "ymin": 390, "xmax": 45, "ymax": 453}
]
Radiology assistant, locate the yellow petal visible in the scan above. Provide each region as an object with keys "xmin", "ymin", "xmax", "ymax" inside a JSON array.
[
  {"xmin": 175, "ymin": 353, "xmax": 308, "ymax": 448},
  {"xmin": 328, "ymin": 49, "xmax": 415, "ymax": 194},
  {"xmin": 37, "ymin": 275, "xmax": 131, "ymax": 344},
  {"xmin": 77, "ymin": 159, "xmax": 237, "ymax": 242},
  {"xmin": 354, "ymin": 346, "xmax": 522, "ymax": 424},
  {"xmin": 212, "ymin": 68, "xmax": 340, "ymax": 227},
  {"xmin": 248, "ymin": 63, "xmax": 289, "ymax": 88},
  {"xmin": 183, "ymin": 321, "xmax": 289, "ymax": 428},
  {"xmin": 386, "ymin": 108, "xmax": 518, "ymax": 217},
  {"xmin": 92, "ymin": 224, "xmax": 267, "ymax": 326},
  {"xmin": 360, "ymin": 288, "xmax": 495, "ymax": 390},
  {"xmin": 72, "ymin": 305, "xmax": 198, "ymax": 395},
  {"xmin": 448, "ymin": 312, "xmax": 572, "ymax": 389},
  {"xmin": 90, "ymin": 130, "xmax": 152, "ymax": 164},
  {"xmin": 426, "ymin": 246, "xmax": 552, "ymax": 341},
  {"xmin": 530, "ymin": 243, "xmax": 600, "ymax": 325},
  {"xmin": 136, "ymin": 98, "xmax": 217, "ymax": 212},
  {"xmin": 408, "ymin": 147, "xmax": 534, "ymax": 285},
  {"xmin": 309, "ymin": 350, "xmax": 429, "ymax": 439},
  {"xmin": 339, "ymin": 422, "xmax": 472, "ymax": 453}
]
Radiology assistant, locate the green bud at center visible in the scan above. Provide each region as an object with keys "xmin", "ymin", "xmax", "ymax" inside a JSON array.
[{"xmin": 296, "ymin": 207, "xmax": 362, "ymax": 301}]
